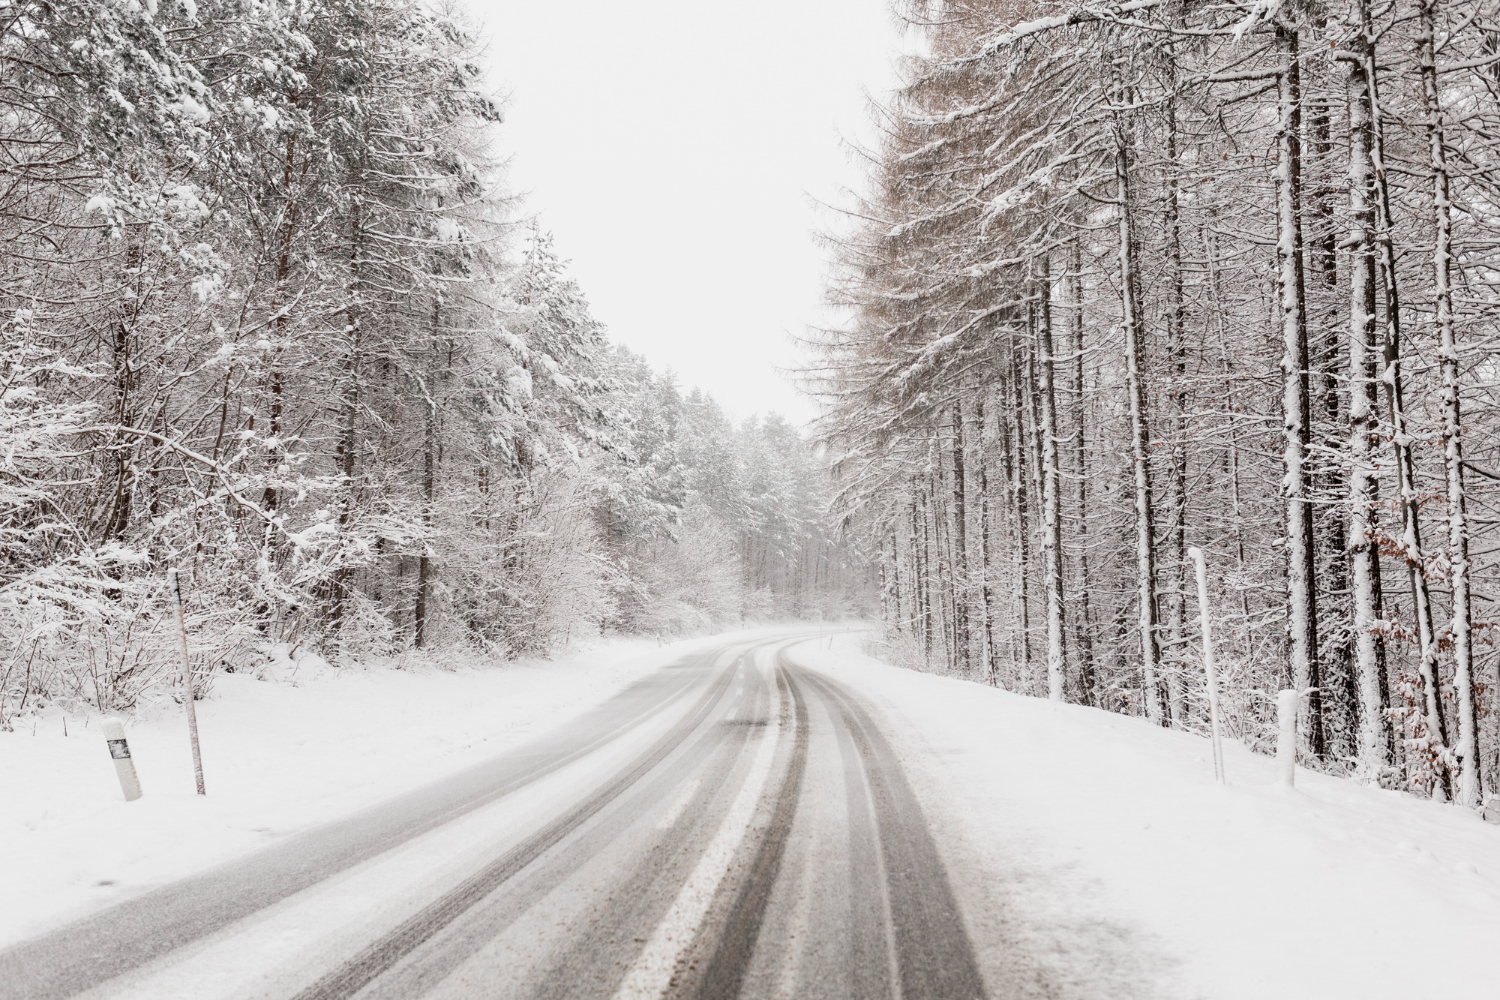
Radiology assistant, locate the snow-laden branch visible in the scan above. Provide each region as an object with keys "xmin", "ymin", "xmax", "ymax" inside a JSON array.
[{"xmin": 982, "ymin": 0, "xmax": 1165, "ymax": 51}]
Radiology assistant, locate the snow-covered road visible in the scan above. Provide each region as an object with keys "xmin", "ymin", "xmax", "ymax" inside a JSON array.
[
  {"xmin": 8, "ymin": 629, "xmax": 1499, "ymax": 999},
  {"xmin": 2, "ymin": 630, "xmax": 992, "ymax": 1000}
]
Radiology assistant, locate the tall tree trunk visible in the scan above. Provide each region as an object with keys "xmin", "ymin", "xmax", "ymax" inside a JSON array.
[
  {"xmin": 414, "ymin": 316, "xmax": 440, "ymax": 649},
  {"xmin": 331, "ymin": 182, "xmax": 365, "ymax": 632},
  {"xmin": 100, "ymin": 242, "xmax": 146, "ymax": 547},
  {"xmin": 1036, "ymin": 253, "xmax": 1067, "ymax": 702},
  {"xmin": 1344, "ymin": 25, "xmax": 1394, "ymax": 777},
  {"xmin": 1364, "ymin": 27, "xmax": 1450, "ymax": 779},
  {"xmin": 1069, "ymin": 238, "xmax": 1098, "ymax": 705},
  {"xmin": 1163, "ymin": 89, "xmax": 1189, "ymax": 728},
  {"xmin": 949, "ymin": 407, "xmax": 971, "ymax": 674},
  {"xmin": 1275, "ymin": 22, "xmax": 1326, "ymax": 759},
  {"xmin": 998, "ymin": 357, "xmax": 1032, "ymax": 690},
  {"xmin": 1115, "ymin": 127, "xmax": 1163, "ymax": 724},
  {"xmin": 979, "ymin": 417, "xmax": 1002, "ymax": 683},
  {"xmin": 263, "ymin": 138, "xmax": 299, "ymax": 515},
  {"xmin": 879, "ymin": 533, "xmax": 893, "ymax": 630},
  {"xmin": 1419, "ymin": 0, "xmax": 1481, "ymax": 807},
  {"xmin": 1309, "ymin": 69, "xmax": 1358, "ymax": 757},
  {"xmin": 962, "ymin": 397, "xmax": 989, "ymax": 675},
  {"xmin": 917, "ymin": 488, "xmax": 934, "ymax": 658}
]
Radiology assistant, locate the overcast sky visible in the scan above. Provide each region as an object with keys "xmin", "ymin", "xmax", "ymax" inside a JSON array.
[{"xmin": 462, "ymin": 0, "xmax": 907, "ymax": 425}]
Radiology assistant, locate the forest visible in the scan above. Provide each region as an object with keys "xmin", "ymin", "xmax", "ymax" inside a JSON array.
[
  {"xmin": 7, "ymin": 3, "xmax": 1500, "ymax": 994},
  {"xmin": 0, "ymin": 0, "xmax": 866, "ymax": 728},
  {"xmin": 10, "ymin": 0, "xmax": 1500, "ymax": 817},
  {"xmin": 813, "ymin": 0, "xmax": 1500, "ymax": 807}
]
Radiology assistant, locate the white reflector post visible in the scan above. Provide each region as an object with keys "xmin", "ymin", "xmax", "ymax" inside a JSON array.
[
  {"xmin": 101, "ymin": 718, "xmax": 143, "ymax": 801},
  {"xmin": 1276, "ymin": 689, "xmax": 1299, "ymax": 788}
]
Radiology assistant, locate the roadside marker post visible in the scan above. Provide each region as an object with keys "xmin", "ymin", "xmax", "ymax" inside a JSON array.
[
  {"xmin": 1187, "ymin": 547, "xmax": 1226, "ymax": 785},
  {"xmin": 168, "ymin": 568, "xmax": 207, "ymax": 796},
  {"xmin": 1275, "ymin": 689, "xmax": 1299, "ymax": 788},
  {"xmin": 101, "ymin": 718, "xmax": 143, "ymax": 801}
]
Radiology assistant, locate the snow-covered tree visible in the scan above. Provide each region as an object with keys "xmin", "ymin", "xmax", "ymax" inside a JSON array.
[{"xmin": 813, "ymin": 0, "xmax": 1500, "ymax": 808}]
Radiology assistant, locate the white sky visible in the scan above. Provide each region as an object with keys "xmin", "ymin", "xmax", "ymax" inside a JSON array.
[{"xmin": 462, "ymin": 0, "xmax": 907, "ymax": 425}]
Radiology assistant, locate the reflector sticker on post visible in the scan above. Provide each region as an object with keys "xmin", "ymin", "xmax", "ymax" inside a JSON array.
[{"xmin": 102, "ymin": 718, "xmax": 143, "ymax": 802}]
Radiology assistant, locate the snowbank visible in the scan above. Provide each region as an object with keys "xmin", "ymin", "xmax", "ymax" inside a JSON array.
[
  {"xmin": 0, "ymin": 636, "xmax": 689, "ymax": 947},
  {"xmin": 792, "ymin": 635, "xmax": 1500, "ymax": 1000}
]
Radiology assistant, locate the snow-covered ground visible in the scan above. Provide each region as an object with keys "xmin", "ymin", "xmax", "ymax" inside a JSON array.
[
  {"xmin": 10, "ymin": 627, "xmax": 1498, "ymax": 1000},
  {"xmin": 0, "ymin": 635, "xmax": 705, "ymax": 948},
  {"xmin": 792, "ymin": 634, "xmax": 1500, "ymax": 1000}
]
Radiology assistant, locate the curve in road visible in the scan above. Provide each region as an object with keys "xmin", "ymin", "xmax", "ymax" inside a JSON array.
[{"xmin": 1, "ymin": 632, "xmax": 986, "ymax": 1000}]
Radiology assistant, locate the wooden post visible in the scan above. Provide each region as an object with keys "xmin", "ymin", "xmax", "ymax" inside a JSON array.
[
  {"xmin": 1187, "ymin": 547, "xmax": 1226, "ymax": 784},
  {"xmin": 168, "ymin": 569, "xmax": 206, "ymax": 795}
]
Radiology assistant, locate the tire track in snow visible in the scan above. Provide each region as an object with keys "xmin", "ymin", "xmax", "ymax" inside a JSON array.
[
  {"xmin": 0, "ymin": 644, "xmax": 736, "ymax": 1000},
  {"xmin": 609, "ymin": 661, "xmax": 786, "ymax": 1000},
  {"xmin": 794, "ymin": 665, "xmax": 986, "ymax": 1000},
  {"xmin": 685, "ymin": 658, "xmax": 811, "ymax": 1000},
  {"xmin": 288, "ymin": 661, "xmax": 742, "ymax": 1000}
]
